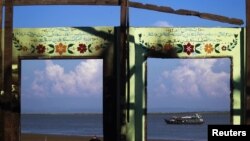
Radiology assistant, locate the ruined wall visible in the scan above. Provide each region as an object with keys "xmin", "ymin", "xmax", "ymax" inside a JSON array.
[
  {"xmin": 127, "ymin": 27, "xmax": 245, "ymax": 141},
  {"xmin": 1, "ymin": 26, "xmax": 118, "ymax": 141}
]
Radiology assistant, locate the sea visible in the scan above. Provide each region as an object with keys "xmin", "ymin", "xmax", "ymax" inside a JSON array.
[{"xmin": 21, "ymin": 112, "xmax": 230, "ymax": 141}]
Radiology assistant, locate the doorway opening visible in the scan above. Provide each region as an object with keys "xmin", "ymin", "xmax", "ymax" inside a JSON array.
[
  {"xmin": 147, "ymin": 58, "xmax": 231, "ymax": 141},
  {"xmin": 20, "ymin": 58, "xmax": 103, "ymax": 140}
]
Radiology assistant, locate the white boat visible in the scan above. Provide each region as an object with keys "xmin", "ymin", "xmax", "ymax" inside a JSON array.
[{"xmin": 165, "ymin": 113, "xmax": 204, "ymax": 124}]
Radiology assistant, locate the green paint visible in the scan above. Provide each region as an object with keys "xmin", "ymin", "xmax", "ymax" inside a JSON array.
[
  {"xmin": 12, "ymin": 27, "xmax": 114, "ymax": 63},
  {"xmin": 10, "ymin": 27, "xmax": 246, "ymax": 141},
  {"xmin": 129, "ymin": 27, "xmax": 245, "ymax": 141}
]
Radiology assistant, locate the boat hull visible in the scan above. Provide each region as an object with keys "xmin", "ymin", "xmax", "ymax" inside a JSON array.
[
  {"xmin": 164, "ymin": 114, "xmax": 204, "ymax": 125},
  {"xmin": 165, "ymin": 119, "xmax": 204, "ymax": 124}
]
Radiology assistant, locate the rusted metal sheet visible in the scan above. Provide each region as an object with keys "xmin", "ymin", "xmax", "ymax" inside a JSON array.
[
  {"xmin": 12, "ymin": 0, "xmax": 119, "ymax": 5},
  {"xmin": 246, "ymin": 0, "xmax": 250, "ymax": 125}
]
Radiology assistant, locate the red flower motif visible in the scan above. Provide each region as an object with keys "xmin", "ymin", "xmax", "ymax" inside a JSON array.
[
  {"xmin": 163, "ymin": 43, "xmax": 173, "ymax": 51},
  {"xmin": 184, "ymin": 42, "xmax": 194, "ymax": 55},
  {"xmin": 36, "ymin": 44, "xmax": 46, "ymax": 54},
  {"xmin": 77, "ymin": 44, "xmax": 87, "ymax": 53}
]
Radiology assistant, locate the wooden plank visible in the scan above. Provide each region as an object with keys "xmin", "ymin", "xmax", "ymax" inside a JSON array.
[
  {"xmin": 119, "ymin": 0, "xmax": 128, "ymax": 141},
  {"xmin": 3, "ymin": 2, "xmax": 18, "ymax": 141},
  {"xmin": 12, "ymin": 0, "xmax": 119, "ymax": 5},
  {"xmin": 247, "ymin": 96, "xmax": 250, "ymax": 124},
  {"xmin": 4, "ymin": 0, "xmax": 13, "ymax": 98},
  {"xmin": 0, "ymin": 3, "xmax": 3, "ymax": 141},
  {"xmin": 246, "ymin": 0, "xmax": 250, "ymax": 125},
  {"xmin": 130, "ymin": 2, "xmax": 174, "ymax": 13},
  {"xmin": 129, "ymin": 1, "xmax": 244, "ymax": 25},
  {"xmin": 6, "ymin": 0, "xmax": 244, "ymax": 25},
  {"xmin": 0, "ymin": 0, "xmax": 3, "ymax": 91}
]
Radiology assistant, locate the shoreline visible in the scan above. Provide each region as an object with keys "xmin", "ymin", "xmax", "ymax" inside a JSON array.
[
  {"xmin": 21, "ymin": 133, "xmax": 103, "ymax": 141},
  {"xmin": 21, "ymin": 133, "xmax": 188, "ymax": 141}
]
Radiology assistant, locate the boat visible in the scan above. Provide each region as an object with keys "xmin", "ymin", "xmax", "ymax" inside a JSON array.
[{"xmin": 165, "ymin": 113, "xmax": 204, "ymax": 124}]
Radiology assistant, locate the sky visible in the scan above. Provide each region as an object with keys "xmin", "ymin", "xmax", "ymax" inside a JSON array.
[
  {"xmin": 15, "ymin": 0, "xmax": 246, "ymax": 113},
  {"xmin": 13, "ymin": 0, "xmax": 245, "ymax": 28},
  {"xmin": 21, "ymin": 59, "xmax": 103, "ymax": 113},
  {"xmin": 147, "ymin": 58, "xmax": 231, "ymax": 112}
]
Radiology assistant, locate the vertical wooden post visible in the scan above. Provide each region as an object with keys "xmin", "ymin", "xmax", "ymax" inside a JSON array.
[
  {"xmin": 3, "ymin": 1, "xmax": 19, "ymax": 141},
  {"xmin": 0, "ymin": 1, "xmax": 4, "ymax": 141},
  {"xmin": 4, "ymin": 0, "xmax": 13, "ymax": 97},
  {"xmin": 246, "ymin": 0, "xmax": 250, "ymax": 124},
  {"xmin": 0, "ymin": 0, "xmax": 2, "ymax": 91},
  {"xmin": 119, "ymin": 0, "xmax": 128, "ymax": 140}
]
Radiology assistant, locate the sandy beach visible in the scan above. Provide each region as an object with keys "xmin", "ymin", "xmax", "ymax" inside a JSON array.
[
  {"xmin": 21, "ymin": 133, "xmax": 179, "ymax": 141},
  {"xmin": 21, "ymin": 133, "xmax": 103, "ymax": 141}
]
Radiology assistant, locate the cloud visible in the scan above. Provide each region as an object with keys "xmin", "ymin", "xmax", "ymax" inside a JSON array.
[
  {"xmin": 31, "ymin": 70, "xmax": 48, "ymax": 96},
  {"xmin": 154, "ymin": 59, "xmax": 230, "ymax": 99},
  {"xmin": 153, "ymin": 21, "xmax": 173, "ymax": 27},
  {"xmin": 73, "ymin": 60, "xmax": 103, "ymax": 95},
  {"xmin": 31, "ymin": 60, "xmax": 103, "ymax": 97}
]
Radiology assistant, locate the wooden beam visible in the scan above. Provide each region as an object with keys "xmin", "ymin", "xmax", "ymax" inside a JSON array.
[
  {"xmin": 4, "ymin": 0, "xmax": 13, "ymax": 98},
  {"xmin": 3, "ymin": 3, "xmax": 18, "ymax": 141},
  {"xmin": 0, "ymin": 0, "xmax": 2, "ymax": 91},
  {"xmin": 12, "ymin": 0, "xmax": 119, "ymax": 6},
  {"xmin": 7, "ymin": 1, "xmax": 244, "ymax": 25},
  {"xmin": 119, "ymin": 0, "xmax": 128, "ymax": 141},
  {"xmin": 246, "ymin": 0, "xmax": 250, "ymax": 124},
  {"xmin": 0, "ymin": 3, "xmax": 3, "ymax": 141},
  {"xmin": 129, "ymin": 1, "xmax": 244, "ymax": 25}
]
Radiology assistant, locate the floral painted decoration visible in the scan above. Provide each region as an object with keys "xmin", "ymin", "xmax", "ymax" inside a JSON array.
[
  {"xmin": 14, "ymin": 38, "xmax": 108, "ymax": 55},
  {"xmin": 163, "ymin": 43, "xmax": 173, "ymax": 51},
  {"xmin": 138, "ymin": 33, "xmax": 239, "ymax": 56},
  {"xmin": 204, "ymin": 43, "xmax": 214, "ymax": 54},
  {"xmin": 13, "ymin": 28, "xmax": 113, "ymax": 55},
  {"xmin": 36, "ymin": 44, "xmax": 46, "ymax": 54},
  {"xmin": 77, "ymin": 44, "xmax": 87, "ymax": 53},
  {"xmin": 55, "ymin": 43, "xmax": 67, "ymax": 55},
  {"xmin": 183, "ymin": 42, "xmax": 194, "ymax": 55}
]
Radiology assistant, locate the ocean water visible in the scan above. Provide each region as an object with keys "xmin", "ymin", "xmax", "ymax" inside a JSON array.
[
  {"xmin": 21, "ymin": 114, "xmax": 103, "ymax": 136},
  {"xmin": 21, "ymin": 112, "xmax": 229, "ymax": 140},
  {"xmin": 147, "ymin": 112, "xmax": 229, "ymax": 140}
]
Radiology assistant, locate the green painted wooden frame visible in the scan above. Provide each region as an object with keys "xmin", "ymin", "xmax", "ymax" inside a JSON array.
[
  {"xmin": 127, "ymin": 27, "xmax": 245, "ymax": 141},
  {"xmin": 11, "ymin": 27, "xmax": 246, "ymax": 141},
  {"xmin": 12, "ymin": 27, "xmax": 118, "ymax": 141}
]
